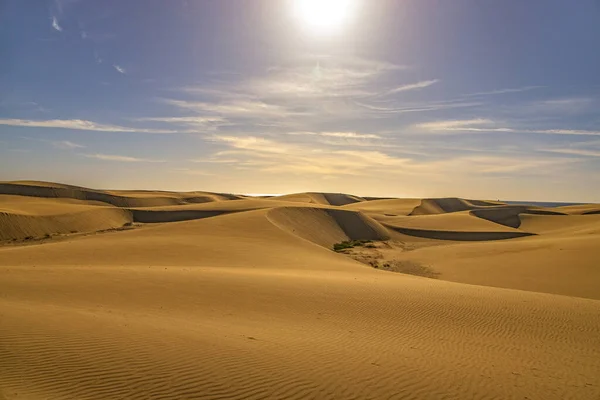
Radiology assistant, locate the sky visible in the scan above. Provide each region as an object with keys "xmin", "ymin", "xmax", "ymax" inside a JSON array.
[{"xmin": 1, "ymin": 0, "xmax": 599, "ymax": 202}]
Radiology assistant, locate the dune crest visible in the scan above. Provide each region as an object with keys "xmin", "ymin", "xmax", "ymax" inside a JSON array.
[
  {"xmin": 267, "ymin": 207, "xmax": 389, "ymax": 248},
  {"xmin": 0, "ymin": 181, "xmax": 242, "ymax": 208}
]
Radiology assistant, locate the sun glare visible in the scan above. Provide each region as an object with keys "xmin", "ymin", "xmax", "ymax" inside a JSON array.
[{"xmin": 293, "ymin": 0, "xmax": 357, "ymax": 34}]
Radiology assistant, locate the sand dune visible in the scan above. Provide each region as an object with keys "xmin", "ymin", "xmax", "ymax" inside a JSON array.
[
  {"xmin": 268, "ymin": 207, "xmax": 389, "ymax": 248},
  {"xmin": 389, "ymin": 233, "xmax": 600, "ymax": 299},
  {"xmin": 0, "ymin": 208, "xmax": 131, "ymax": 241},
  {"xmin": 409, "ymin": 197, "xmax": 502, "ymax": 215},
  {"xmin": 274, "ymin": 192, "xmax": 365, "ymax": 206},
  {"xmin": 3, "ymin": 265, "xmax": 599, "ymax": 400},
  {"xmin": 550, "ymin": 203, "xmax": 600, "ymax": 215},
  {"xmin": 1, "ymin": 181, "xmax": 599, "ymax": 399},
  {"xmin": 342, "ymin": 197, "xmax": 422, "ymax": 216},
  {"xmin": 519, "ymin": 213, "xmax": 600, "ymax": 235},
  {"xmin": 0, "ymin": 194, "xmax": 132, "ymax": 241},
  {"xmin": 385, "ymin": 225, "xmax": 534, "ymax": 241},
  {"xmin": 0, "ymin": 181, "xmax": 241, "ymax": 208},
  {"xmin": 373, "ymin": 211, "xmax": 532, "ymax": 241}
]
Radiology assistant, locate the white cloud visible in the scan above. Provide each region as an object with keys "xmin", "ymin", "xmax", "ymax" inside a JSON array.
[
  {"xmin": 536, "ymin": 129, "xmax": 600, "ymax": 136},
  {"xmin": 133, "ymin": 116, "xmax": 228, "ymax": 132},
  {"xmin": 321, "ymin": 132, "xmax": 381, "ymax": 139},
  {"xmin": 52, "ymin": 140, "xmax": 85, "ymax": 149},
  {"xmin": 406, "ymin": 154, "xmax": 579, "ymax": 176},
  {"xmin": 163, "ymin": 99, "xmax": 296, "ymax": 119},
  {"xmin": 288, "ymin": 131, "xmax": 381, "ymax": 139},
  {"xmin": 189, "ymin": 158, "xmax": 239, "ymax": 164},
  {"xmin": 415, "ymin": 119, "xmax": 494, "ymax": 131},
  {"xmin": 84, "ymin": 154, "xmax": 165, "ymax": 162},
  {"xmin": 113, "ymin": 65, "xmax": 126, "ymax": 74},
  {"xmin": 135, "ymin": 116, "xmax": 225, "ymax": 124},
  {"xmin": 540, "ymin": 148, "xmax": 600, "ymax": 157},
  {"xmin": 205, "ymin": 134, "xmax": 581, "ymax": 179},
  {"xmin": 163, "ymin": 56, "xmax": 425, "ymax": 132},
  {"xmin": 211, "ymin": 136, "xmax": 292, "ymax": 155},
  {"xmin": 355, "ymin": 100, "xmax": 482, "ymax": 114},
  {"xmin": 0, "ymin": 118, "xmax": 177, "ymax": 133},
  {"xmin": 387, "ymin": 79, "xmax": 440, "ymax": 94},
  {"xmin": 415, "ymin": 119, "xmax": 600, "ymax": 136},
  {"xmin": 51, "ymin": 17, "xmax": 62, "ymax": 32},
  {"xmin": 158, "ymin": 56, "xmax": 479, "ymax": 142},
  {"xmin": 316, "ymin": 138, "xmax": 400, "ymax": 149},
  {"xmin": 208, "ymin": 135, "xmax": 410, "ymax": 176},
  {"xmin": 518, "ymin": 97, "xmax": 596, "ymax": 116},
  {"xmin": 465, "ymin": 86, "xmax": 543, "ymax": 97}
]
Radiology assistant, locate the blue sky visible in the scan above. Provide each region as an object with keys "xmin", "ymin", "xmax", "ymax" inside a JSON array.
[{"xmin": 1, "ymin": 0, "xmax": 599, "ymax": 201}]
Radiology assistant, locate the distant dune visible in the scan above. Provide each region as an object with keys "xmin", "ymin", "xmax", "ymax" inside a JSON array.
[{"xmin": 1, "ymin": 181, "xmax": 599, "ymax": 399}]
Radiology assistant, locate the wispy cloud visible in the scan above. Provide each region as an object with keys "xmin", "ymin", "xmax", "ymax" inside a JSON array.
[
  {"xmin": 162, "ymin": 98, "xmax": 296, "ymax": 119},
  {"xmin": 113, "ymin": 65, "xmax": 126, "ymax": 74},
  {"xmin": 189, "ymin": 158, "xmax": 239, "ymax": 164},
  {"xmin": 84, "ymin": 154, "xmax": 165, "ymax": 162},
  {"xmin": 0, "ymin": 101, "xmax": 49, "ymax": 113},
  {"xmin": 426, "ymin": 155, "xmax": 578, "ymax": 175},
  {"xmin": 204, "ymin": 134, "xmax": 579, "ymax": 178},
  {"xmin": 525, "ymin": 97, "xmax": 595, "ymax": 115},
  {"xmin": 415, "ymin": 119, "xmax": 494, "ymax": 131},
  {"xmin": 540, "ymin": 148, "xmax": 600, "ymax": 157},
  {"xmin": 163, "ymin": 56, "xmax": 440, "ymax": 133},
  {"xmin": 535, "ymin": 129, "xmax": 600, "ymax": 136},
  {"xmin": 0, "ymin": 118, "xmax": 177, "ymax": 133},
  {"xmin": 355, "ymin": 100, "xmax": 482, "ymax": 114},
  {"xmin": 288, "ymin": 131, "xmax": 381, "ymax": 139},
  {"xmin": 133, "ymin": 116, "xmax": 228, "ymax": 131},
  {"xmin": 135, "ymin": 116, "xmax": 225, "ymax": 124},
  {"xmin": 322, "ymin": 132, "xmax": 380, "ymax": 139},
  {"xmin": 51, "ymin": 16, "xmax": 62, "ymax": 32},
  {"xmin": 52, "ymin": 140, "xmax": 85, "ymax": 149},
  {"xmin": 415, "ymin": 118, "xmax": 600, "ymax": 136},
  {"xmin": 465, "ymin": 86, "xmax": 543, "ymax": 97},
  {"xmin": 387, "ymin": 79, "xmax": 440, "ymax": 94},
  {"xmin": 53, "ymin": 0, "xmax": 80, "ymax": 15},
  {"xmin": 20, "ymin": 136, "xmax": 86, "ymax": 150},
  {"xmin": 208, "ymin": 135, "xmax": 410, "ymax": 176}
]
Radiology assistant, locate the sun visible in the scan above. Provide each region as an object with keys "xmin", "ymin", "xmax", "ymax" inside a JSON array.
[{"xmin": 292, "ymin": 0, "xmax": 358, "ymax": 34}]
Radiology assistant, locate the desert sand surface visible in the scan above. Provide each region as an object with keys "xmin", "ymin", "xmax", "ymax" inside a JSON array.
[{"xmin": 1, "ymin": 181, "xmax": 600, "ymax": 399}]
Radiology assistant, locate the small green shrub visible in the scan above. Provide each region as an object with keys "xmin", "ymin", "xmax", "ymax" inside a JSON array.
[
  {"xmin": 333, "ymin": 240, "xmax": 373, "ymax": 252},
  {"xmin": 333, "ymin": 241, "xmax": 354, "ymax": 251}
]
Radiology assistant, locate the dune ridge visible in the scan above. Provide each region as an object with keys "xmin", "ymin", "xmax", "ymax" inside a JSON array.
[
  {"xmin": 274, "ymin": 192, "xmax": 366, "ymax": 206},
  {"xmin": 0, "ymin": 181, "xmax": 242, "ymax": 208},
  {"xmin": 267, "ymin": 207, "xmax": 389, "ymax": 248},
  {"xmin": 409, "ymin": 198, "xmax": 502, "ymax": 215},
  {"xmin": 0, "ymin": 208, "xmax": 132, "ymax": 241},
  {"xmin": 385, "ymin": 225, "xmax": 534, "ymax": 241}
]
